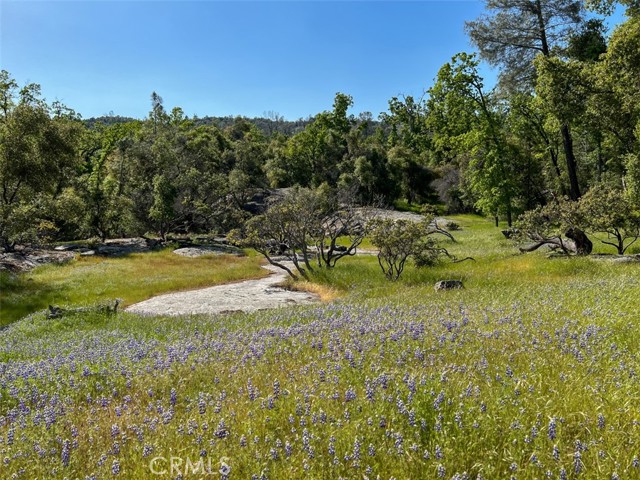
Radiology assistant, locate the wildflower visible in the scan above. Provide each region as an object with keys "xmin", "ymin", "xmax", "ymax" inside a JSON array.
[
  {"xmin": 548, "ymin": 418, "xmax": 557, "ymax": 440},
  {"xmin": 61, "ymin": 440, "xmax": 71, "ymax": 467},
  {"xmin": 435, "ymin": 445, "xmax": 443, "ymax": 459}
]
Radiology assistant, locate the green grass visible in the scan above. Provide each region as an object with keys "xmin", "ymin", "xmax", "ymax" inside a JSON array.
[
  {"xmin": 0, "ymin": 248, "xmax": 268, "ymax": 326},
  {"xmin": 1, "ymin": 215, "xmax": 639, "ymax": 479},
  {"xmin": 314, "ymin": 215, "xmax": 640, "ymax": 311}
]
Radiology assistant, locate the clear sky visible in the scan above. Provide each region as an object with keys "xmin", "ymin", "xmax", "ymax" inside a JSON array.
[{"xmin": 0, "ymin": 1, "xmax": 625, "ymax": 121}]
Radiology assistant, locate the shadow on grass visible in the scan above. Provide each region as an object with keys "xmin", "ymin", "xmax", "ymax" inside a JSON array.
[{"xmin": 0, "ymin": 271, "xmax": 71, "ymax": 327}]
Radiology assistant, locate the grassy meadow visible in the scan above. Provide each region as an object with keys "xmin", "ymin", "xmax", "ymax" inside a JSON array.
[
  {"xmin": 1, "ymin": 215, "xmax": 639, "ymax": 479},
  {"xmin": 0, "ymin": 249, "xmax": 268, "ymax": 327}
]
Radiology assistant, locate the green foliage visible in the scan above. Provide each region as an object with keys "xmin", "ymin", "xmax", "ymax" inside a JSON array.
[
  {"xmin": 2, "ymin": 215, "xmax": 640, "ymax": 478},
  {"xmin": 231, "ymin": 186, "xmax": 370, "ymax": 278},
  {"xmin": 515, "ymin": 197, "xmax": 584, "ymax": 254},
  {"xmin": 0, "ymin": 70, "xmax": 82, "ymax": 250},
  {"xmin": 230, "ymin": 188, "xmax": 324, "ymax": 279},
  {"xmin": 579, "ymin": 184, "xmax": 640, "ymax": 253},
  {"xmin": 516, "ymin": 184, "xmax": 640, "ymax": 255},
  {"xmin": 149, "ymin": 174, "xmax": 177, "ymax": 240},
  {"xmin": 566, "ymin": 18, "xmax": 608, "ymax": 61},
  {"xmin": 369, "ymin": 218, "xmax": 440, "ymax": 280}
]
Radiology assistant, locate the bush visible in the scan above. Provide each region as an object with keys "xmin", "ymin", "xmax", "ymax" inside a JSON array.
[{"xmin": 369, "ymin": 218, "xmax": 441, "ymax": 280}]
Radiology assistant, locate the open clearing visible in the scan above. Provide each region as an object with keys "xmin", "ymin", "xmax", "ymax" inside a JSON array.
[
  {"xmin": 126, "ymin": 263, "xmax": 319, "ymax": 316},
  {"xmin": 1, "ymin": 215, "xmax": 639, "ymax": 479}
]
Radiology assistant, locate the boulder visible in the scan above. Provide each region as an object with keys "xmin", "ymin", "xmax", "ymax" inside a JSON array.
[
  {"xmin": 173, "ymin": 245, "xmax": 242, "ymax": 257},
  {"xmin": 434, "ymin": 280, "xmax": 464, "ymax": 291},
  {"xmin": 0, "ymin": 250, "xmax": 76, "ymax": 273}
]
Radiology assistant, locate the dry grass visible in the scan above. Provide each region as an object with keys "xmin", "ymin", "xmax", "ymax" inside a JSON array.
[{"xmin": 279, "ymin": 277, "xmax": 342, "ymax": 302}]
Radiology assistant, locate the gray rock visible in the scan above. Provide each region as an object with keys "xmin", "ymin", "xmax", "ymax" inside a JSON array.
[
  {"xmin": 434, "ymin": 280, "xmax": 464, "ymax": 291},
  {"xmin": 0, "ymin": 250, "xmax": 76, "ymax": 273},
  {"xmin": 173, "ymin": 246, "xmax": 242, "ymax": 257},
  {"xmin": 80, "ymin": 250, "xmax": 96, "ymax": 256},
  {"xmin": 173, "ymin": 247, "xmax": 226, "ymax": 257},
  {"xmin": 609, "ymin": 255, "xmax": 640, "ymax": 263},
  {"xmin": 592, "ymin": 254, "xmax": 640, "ymax": 263},
  {"xmin": 54, "ymin": 244, "xmax": 83, "ymax": 251}
]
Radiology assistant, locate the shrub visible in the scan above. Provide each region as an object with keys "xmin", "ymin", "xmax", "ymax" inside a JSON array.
[{"xmin": 369, "ymin": 218, "xmax": 440, "ymax": 280}]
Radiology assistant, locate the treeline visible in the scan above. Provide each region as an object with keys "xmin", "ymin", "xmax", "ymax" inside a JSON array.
[
  {"xmin": 1, "ymin": 0, "xmax": 638, "ymax": 252},
  {"xmin": 85, "ymin": 113, "xmax": 316, "ymax": 138}
]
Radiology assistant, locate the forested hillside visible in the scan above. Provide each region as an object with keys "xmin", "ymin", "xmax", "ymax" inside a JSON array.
[{"xmin": 1, "ymin": 0, "xmax": 639, "ymax": 253}]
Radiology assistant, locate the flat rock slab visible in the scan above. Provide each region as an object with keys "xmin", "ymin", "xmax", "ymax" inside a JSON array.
[
  {"xmin": 173, "ymin": 246, "xmax": 241, "ymax": 257},
  {"xmin": 125, "ymin": 264, "xmax": 319, "ymax": 317},
  {"xmin": 0, "ymin": 250, "xmax": 76, "ymax": 273}
]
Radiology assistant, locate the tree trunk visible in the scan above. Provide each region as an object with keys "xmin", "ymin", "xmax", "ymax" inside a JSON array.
[
  {"xmin": 565, "ymin": 227, "xmax": 592, "ymax": 255},
  {"xmin": 561, "ymin": 124, "xmax": 581, "ymax": 200}
]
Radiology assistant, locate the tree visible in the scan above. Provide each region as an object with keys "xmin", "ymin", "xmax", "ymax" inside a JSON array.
[
  {"xmin": 585, "ymin": 0, "xmax": 640, "ymax": 17},
  {"xmin": 0, "ymin": 71, "xmax": 82, "ymax": 250},
  {"xmin": 314, "ymin": 185, "xmax": 374, "ymax": 268},
  {"xmin": 427, "ymin": 53, "xmax": 530, "ymax": 225},
  {"xmin": 466, "ymin": 0, "xmax": 585, "ymax": 200},
  {"xmin": 515, "ymin": 196, "xmax": 593, "ymax": 255},
  {"xmin": 566, "ymin": 19, "xmax": 608, "ymax": 62},
  {"xmin": 149, "ymin": 174, "xmax": 177, "ymax": 241},
  {"xmin": 369, "ymin": 218, "xmax": 442, "ymax": 281},
  {"xmin": 229, "ymin": 188, "xmax": 323, "ymax": 279},
  {"xmin": 579, "ymin": 185, "xmax": 640, "ymax": 254}
]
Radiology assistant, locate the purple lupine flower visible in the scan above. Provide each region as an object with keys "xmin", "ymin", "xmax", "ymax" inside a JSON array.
[
  {"xmin": 598, "ymin": 414, "xmax": 605, "ymax": 429},
  {"xmin": 111, "ymin": 459, "xmax": 120, "ymax": 475},
  {"xmin": 394, "ymin": 433, "xmax": 404, "ymax": 454},
  {"xmin": 345, "ymin": 387, "xmax": 356, "ymax": 402},
  {"xmin": 368, "ymin": 444, "xmax": 375, "ymax": 457},
  {"xmin": 353, "ymin": 437, "xmax": 361, "ymax": 460},
  {"xmin": 215, "ymin": 419, "xmax": 228, "ymax": 438},
  {"xmin": 285, "ymin": 441, "xmax": 292, "ymax": 458},
  {"xmin": 548, "ymin": 418, "xmax": 557, "ymax": 440},
  {"xmin": 574, "ymin": 450, "xmax": 583, "ymax": 474},
  {"xmin": 61, "ymin": 439, "xmax": 71, "ymax": 467}
]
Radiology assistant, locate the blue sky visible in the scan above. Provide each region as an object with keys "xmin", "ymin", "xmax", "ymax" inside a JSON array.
[{"xmin": 0, "ymin": 1, "xmax": 625, "ymax": 121}]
